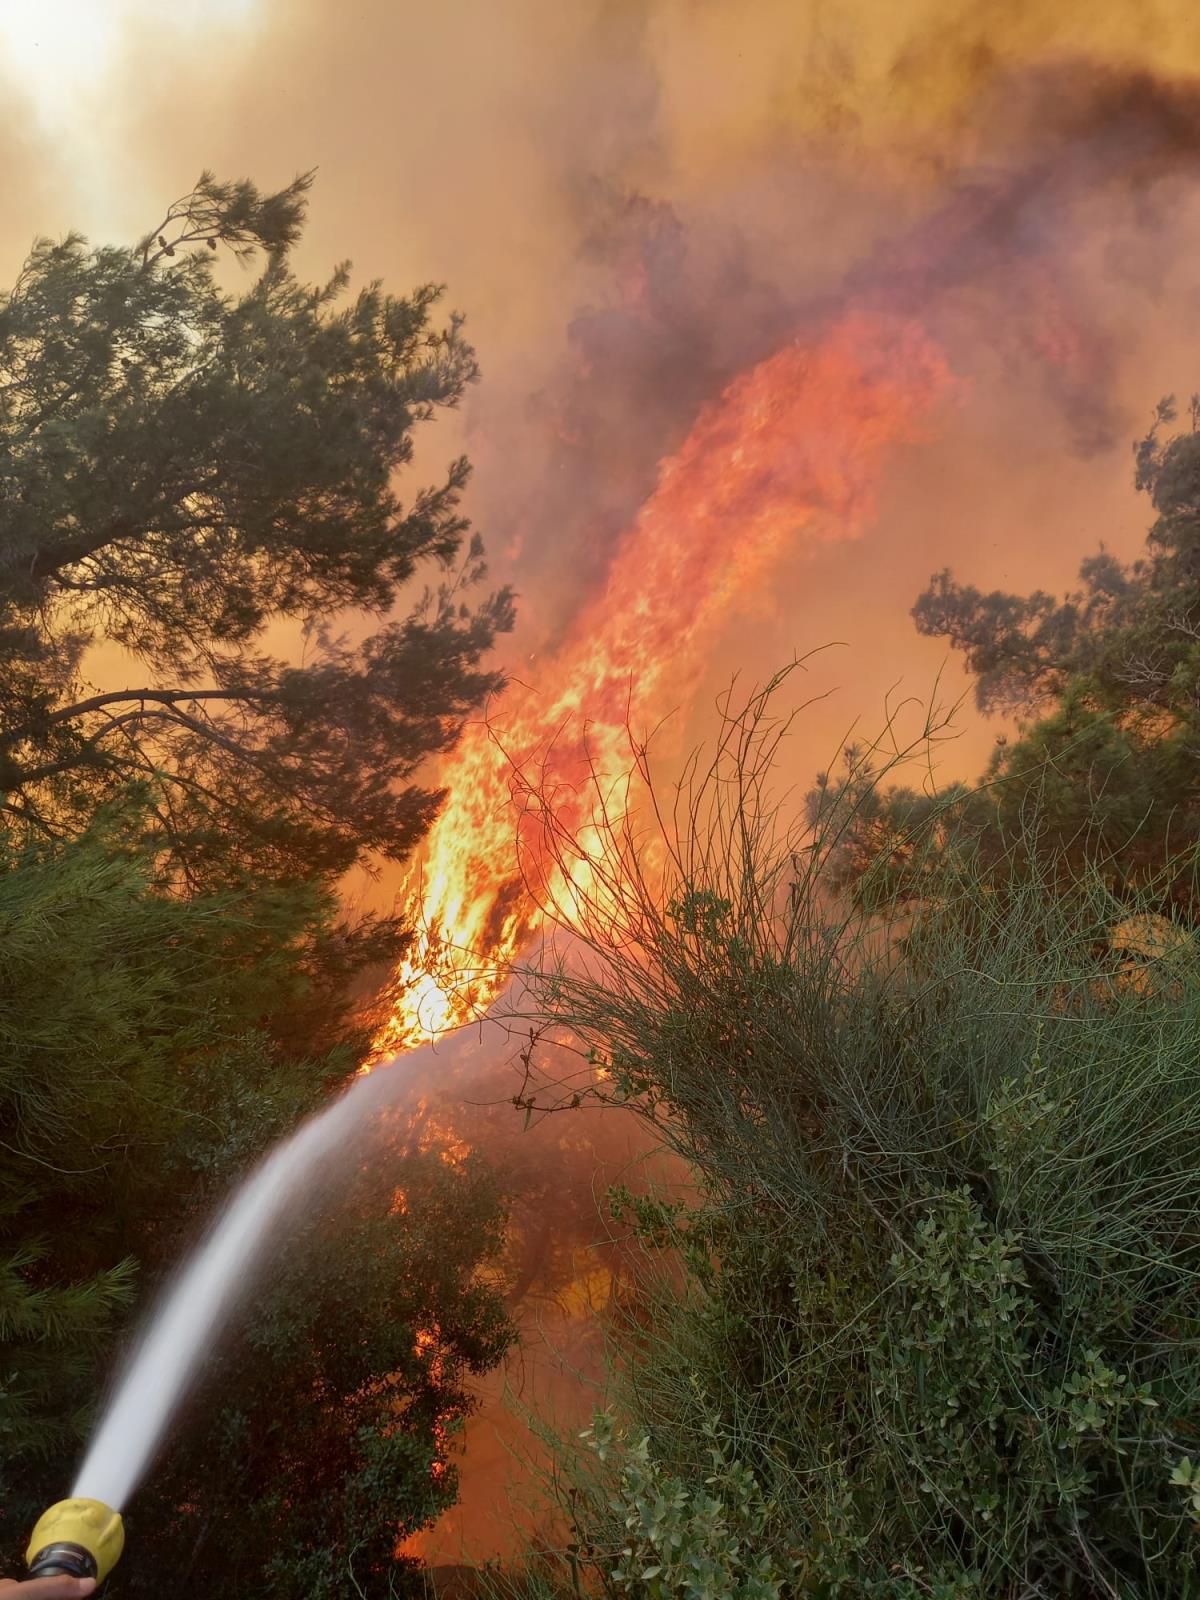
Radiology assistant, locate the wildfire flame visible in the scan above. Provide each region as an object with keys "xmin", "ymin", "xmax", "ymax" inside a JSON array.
[{"xmin": 371, "ymin": 312, "xmax": 951, "ymax": 1059}]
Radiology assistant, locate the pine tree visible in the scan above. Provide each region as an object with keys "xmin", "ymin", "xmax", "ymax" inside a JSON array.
[
  {"xmin": 0, "ymin": 172, "xmax": 513, "ymax": 886},
  {"xmin": 813, "ymin": 396, "xmax": 1200, "ymax": 911}
]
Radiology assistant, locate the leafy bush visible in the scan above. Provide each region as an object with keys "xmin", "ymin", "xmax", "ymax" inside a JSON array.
[
  {"xmin": 508, "ymin": 682, "xmax": 1200, "ymax": 1599},
  {"xmin": 579, "ymin": 1408, "xmax": 788, "ymax": 1600}
]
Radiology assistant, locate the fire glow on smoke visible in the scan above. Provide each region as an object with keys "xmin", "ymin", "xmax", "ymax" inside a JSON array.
[{"xmin": 372, "ymin": 312, "xmax": 951, "ymax": 1058}]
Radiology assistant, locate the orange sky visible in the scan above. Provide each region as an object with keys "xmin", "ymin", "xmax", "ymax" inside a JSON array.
[
  {"xmin": 4, "ymin": 3, "xmax": 1200, "ymax": 837},
  {"xmin": 7, "ymin": 6, "xmax": 1200, "ymax": 825}
]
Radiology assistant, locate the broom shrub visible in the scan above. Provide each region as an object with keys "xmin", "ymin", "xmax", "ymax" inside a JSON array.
[{"xmin": 506, "ymin": 682, "xmax": 1200, "ymax": 1599}]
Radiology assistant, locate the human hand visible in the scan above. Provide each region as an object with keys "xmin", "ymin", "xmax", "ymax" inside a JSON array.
[{"xmin": 0, "ymin": 1579, "xmax": 96, "ymax": 1597}]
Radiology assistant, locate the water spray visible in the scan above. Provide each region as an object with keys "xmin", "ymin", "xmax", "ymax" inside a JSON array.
[{"xmin": 19, "ymin": 1037, "xmax": 479, "ymax": 1587}]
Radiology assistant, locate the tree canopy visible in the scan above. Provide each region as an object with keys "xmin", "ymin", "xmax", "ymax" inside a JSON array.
[
  {"xmin": 0, "ymin": 171, "xmax": 513, "ymax": 885},
  {"xmin": 812, "ymin": 396, "xmax": 1200, "ymax": 910},
  {"xmin": 0, "ymin": 173, "xmax": 517, "ymax": 1596},
  {"xmin": 0, "ymin": 818, "xmax": 511, "ymax": 1597}
]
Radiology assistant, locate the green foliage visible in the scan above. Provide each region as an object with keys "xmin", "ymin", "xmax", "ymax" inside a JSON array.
[
  {"xmin": 0, "ymin": 821, "xmax": 511, "ymax": 1593},
  {"xmin": 577, "ymin": 1409, "xmax": 789, "ymax": 1600},
  {"xmin": 509, "ymin": 687, "xmax": 1200, "ymax": 1599},
  {"xmin": 817, "ymin": 396, "xmax": 1200, "ymax": 913},
  {"xmin": 0, "ymin": 169, "xmax": 512, "ymax": 885},
  {"xmin": 127, "ymin": 1147, "xmax": 511, "ymax": 1600},
  {"xmin": 0, "ymin": 820, "xmax": 341, "ymax": 1485},
  {"xmin": 0, "ymin": 167, "xmax": 518, "ymax": 1595}
]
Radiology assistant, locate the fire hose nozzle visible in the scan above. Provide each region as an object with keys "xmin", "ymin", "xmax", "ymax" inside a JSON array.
[{"xmin": 27, "ymin": 1498, "xmax": 124, "ymax": 1585}]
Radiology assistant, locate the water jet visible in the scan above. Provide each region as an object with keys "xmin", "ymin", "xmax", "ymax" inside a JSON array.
[{"xmin": 23, "ymin": 1037, "xmax": 476, "ymax": 1582}]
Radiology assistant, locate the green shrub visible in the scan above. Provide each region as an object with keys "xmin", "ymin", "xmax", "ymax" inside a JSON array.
[
  {"xmin": 512, "ymin": 682, "xmax": 1200, "ymax": 1599},
  {"xmin": 580, "ymin": 1408, "xmax": 788, "ymax": 1600}
]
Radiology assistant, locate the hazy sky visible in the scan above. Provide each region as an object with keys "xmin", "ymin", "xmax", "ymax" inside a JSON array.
[{"xmin": 5, "ymin": 0, "xmax": 1200, "ymax": 796}]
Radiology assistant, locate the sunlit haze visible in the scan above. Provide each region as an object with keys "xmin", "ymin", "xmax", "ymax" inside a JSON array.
[{"xmin": 0, "ymin": 0, "xmax": 259, "ymax": 230}]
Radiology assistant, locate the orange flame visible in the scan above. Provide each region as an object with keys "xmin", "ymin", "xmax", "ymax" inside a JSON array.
[
  {"xmin": 371, "ymin": 313, "xmax": 951, "ymax": 1059},
  {"xmin": 413, "ymin": 1324, "xmax": 452, "ymax": 1485}
]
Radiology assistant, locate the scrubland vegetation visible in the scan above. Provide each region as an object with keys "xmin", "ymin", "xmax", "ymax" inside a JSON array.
[
  {"xmin": 489, "ymin": 398, "xmax": 1200, "ymax": 1598},
  {"xmin": 499, "ymin": 714, "xmax": 1200, "ymax": 1599},
  {"xmin": 5, "ymin": 164, "xmax": 1200, "ymax": 1600}
]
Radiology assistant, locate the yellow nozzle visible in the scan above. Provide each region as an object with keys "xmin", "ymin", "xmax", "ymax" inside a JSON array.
[{"xmin": 27, "ymin": 1498, "xmax": 124, "ymax": 1584}]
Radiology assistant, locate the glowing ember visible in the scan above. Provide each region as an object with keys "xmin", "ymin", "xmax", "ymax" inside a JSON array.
[
  {"xmin": 413, "ymin": 1325, "xmax": 452, "ymax": 1485},
  {"xmin": 371, "ymin": 312, "xmax": 951, "ymax": 1059}
]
